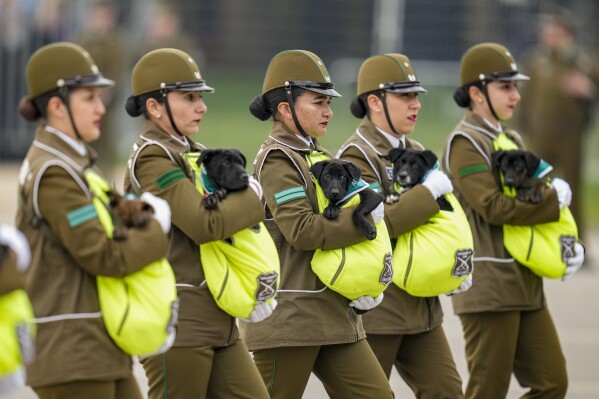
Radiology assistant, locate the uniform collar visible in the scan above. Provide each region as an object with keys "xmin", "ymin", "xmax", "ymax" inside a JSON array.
[
  {"xmin": 33, "ymin": 125, "xmax": 97, "ymax": 170},
  {"xmin": 355, "ymin": 118, "xmax": 404, "ymax": 156},
  {"xmin": 267, "ymin": 121, "xmax": 327, "ymax": 154},
  {"xmin": 44, "ymin": 124, "xmax": 87, "ymax": 156},
  {"xmin": 140, "ymin": 120, "xmax": 204, "ymax": 153},
  {"xmin": 461, "ymin": 111, "xmax": 505, "ymax": 140},
  {"xmin": 376, "ymin": 127, "xmax": 405, "ymax": 149}
]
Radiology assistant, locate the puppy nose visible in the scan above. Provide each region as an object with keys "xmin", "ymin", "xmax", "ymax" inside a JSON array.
[
  {"xmin": 398, "ymin": 171, "xmax": 409, "ymax": 179},
  {"xmin": 241, "ymin": 173, "xmax": 249, "ymax": 183}
]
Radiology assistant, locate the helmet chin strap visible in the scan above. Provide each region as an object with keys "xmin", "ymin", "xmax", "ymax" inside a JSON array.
[
  {"xmin": 161, "ymin": 90, "xmax": 184, "ymax": 137},
  {"xmin": 58, "ymin": 87, "xmax": 83, "ymax": 141},
  {"xmin": 285, "ymin": 88, "xmax": 311, "ymax": 140},
  {"xmin": 480, "ymin": 82, "xmax": 500, "ymax": 121},
  {"xmin": 379, "ymin": 92, "xmax": 401, "ymax": 136}
]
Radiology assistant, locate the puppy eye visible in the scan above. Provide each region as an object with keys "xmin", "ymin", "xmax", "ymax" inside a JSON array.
[
  {"xmin": 323, "ymin": 173, "xmax": 330, "ymax": 179},
  {"xmin": 222, "ymin": 160, "xmax": 231, "ymax": 168}
]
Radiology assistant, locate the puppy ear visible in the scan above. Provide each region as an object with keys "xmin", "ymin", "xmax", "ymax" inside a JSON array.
[
  {"xmin": 421, "ymin": 150, "xmax": 438, "ymax": 169},
  {"xmin": 232, "ymin": 149, "xmax": 247, "ymax": 168},
  {"xmin": 523, "ymin": 151, "xmax": 541, "ymax": 177},
  {"xmin": 198, "ymin": 149, "xmax": 214, "ymax": 166},
  {"xmin": 388, "ymin": 148, "xmax": 405, "ymax": 163},
  {"xmin": 310, "ymin": 161, "xmax": 327, "ymax": 179},
  {"xmin": 343, "ymin": 162, "xmax": 362, "ymax": 182},
  {"xmin": 492, "ymin": 150, "xmax": 506, "ymax": 168}
]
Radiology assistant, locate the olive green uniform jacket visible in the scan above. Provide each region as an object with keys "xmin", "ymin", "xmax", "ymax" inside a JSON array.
[
  {"xmin": 338, "ymin": 118, "xmax": 444, "ymax": 334},
  {"xmin": 0, "ymin": 253, "xmax": 24, "ymax": 296},
  {"xmin": 443, "ymin": 112, "xmax": 561, "ymax": 314},
  {"xmin": 16, "ymin": 125, "xmax": 169, "ymax": 387},
  {"xmin": 124, "ymin": 121, "xmax": 265, "ymax": 347},
  {"xmin": 240, "ymin": 122, "xmax": 368, "ymax": 349}
]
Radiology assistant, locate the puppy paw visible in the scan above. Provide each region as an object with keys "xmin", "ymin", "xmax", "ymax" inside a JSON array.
[
  {"xmin": 202, "ymin": 195, "xmax": 219, "ymax": 209},
  {"xmin": 324, "ymin": 205, "xmax": 340, "ymax": 220},
  {"xmin": 214, "ymin": 188, "xmax": 228, "ymax": 201},
  {"xmin": 385, "ymin": 193, "xmax": 400, "ymax": 204},
  {"xmin": 361, "ymin": 224, "xmax": 377, "ymax": 240},
  {"xmin": 112, "ymin": 227, "xmax": 129, "ymax": 241}
]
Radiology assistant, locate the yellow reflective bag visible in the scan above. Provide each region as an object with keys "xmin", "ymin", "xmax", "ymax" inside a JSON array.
[
  {"xmin": 182, "ymin": 153, "xmax": 280, "ymax": 319},
  {"xmin": 493, "ymin": 134, "xmax": 578, "ymax": 278},
  {"xmin": 0, "ymin": 289, "xmax": 35, "ymax": 385},
  {"xmin": 85, "ymin": 170, "xmax": 179, "ymax": 356},
  {"xmin": 309, "ymin": 153, "xmax": 393, "ymax": 300},
  {"xmin": 393, "ymin": 192, "xmax": 474, "ymax": 297}
]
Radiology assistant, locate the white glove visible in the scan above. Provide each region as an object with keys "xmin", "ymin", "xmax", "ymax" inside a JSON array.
[
  {"xmin": 248, "ymin": 176, "xmax": 263, "ymax": 200},
  {"xmin": 140, "ymin": 192, "xmax": 172, "ymax": 234},
  {"xmin": 550, "ymin": 178, "xmax": 572, "ymax": 209},
  {"xmin": 243, "ymin": 300, "xmax": 277, "ymax": 323},
  {"xmin": 0, "ymin": 224, "xmax": 31, "ymax": 271},
  {"xmin": 422, "ymin": 170, "xmax": 453, "ymax": 199},
  {"xmin": 447, "ymin": 273, "xmax": 473, "ymax": 295},
  {"xmin": 350, "ymin": 293, "xmax": 384, "ymax": 311},
  {"xmin": 370, "ymin": 202, "xmax": 385, "ymax": 223},
  {"xmin": 562, "ymin": 242, "xmax": 584, "ymax": 281}
]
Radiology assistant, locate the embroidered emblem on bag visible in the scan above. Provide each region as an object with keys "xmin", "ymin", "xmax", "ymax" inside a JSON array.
[
  {"xmin": 452, "ymin": 249, "xmax": 474, "ymax": 277},
  {"xmin": 380, "ymin": 252, "xmax": 394, "ymax": 285},
  {"xmin": 385, "ymin": 166, "xmax": 394, "ymax": 181},
  {"xmin": 255, "ymin": 271, "xmax": 279, "ymax": 302},
  {"xmin": 560, "ymin": 235, "xmax": 576, "ymax": 262}
]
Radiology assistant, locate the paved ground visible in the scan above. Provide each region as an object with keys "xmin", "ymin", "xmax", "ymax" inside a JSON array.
[{"xmin": 1, "ymin": 163, "xmax": 597, "ymax": 399}]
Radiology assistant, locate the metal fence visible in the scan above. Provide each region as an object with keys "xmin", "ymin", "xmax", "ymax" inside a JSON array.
[{"xmin": 1, "ymin": 0, "xmax": 598, "ymax": 159}]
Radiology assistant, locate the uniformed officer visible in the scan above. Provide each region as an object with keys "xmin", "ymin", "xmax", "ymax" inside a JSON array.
[
  {"xmin": 16, "ymin": 42, "xmax": 171, "ymax": 399},
  {"xmin": 0, "ymin": 224, "xmax": 33, "ymax": 397},
  {"xmin": 444, "ymin": 42, "xmax": 585, "ymax": 398},
  {"xmin": 123, "ymin": 48, "xmax": 271, "ymax": 399},
  {"xmin": 337, "ymin": 53, "xmax": 466, "ymax": 398},
  {"xmin": 241, "ymin": 49, "xmax": 393, "ymax": 399},
  {"xmin": 515, "ymin": 5, "xmax": 599, "ymax": 243}
]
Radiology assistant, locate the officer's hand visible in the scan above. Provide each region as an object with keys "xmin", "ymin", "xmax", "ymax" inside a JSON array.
[
  {"xmin": 447, "ymin": 273, "xmax": 473, "ymax": 296},
  {"xmin": 0, "ymin": 224, "xmax": 31, "ymax": 271},
  {"xmin": 140, "ymin": 192, "xmax": 172, "ymax": 234},
  {"xmin": 422, "ymin": 170, "xmax": 453, "ymax": 199},
  {"xmin": 562, "ymin": 242, "xmax": 585, "ymax": 282},
  {"xmin": 550, "ymin": 178, "xmax": 572, "ymax": 210},
  {"xmin": 242, "ymin": 300, "xmax": 277, "ymax": 323},
  {"xmin": 369, "ymin": 202, "xmax": 385, "ymax": 223},
  {"xmin": 350, "ymin": 293, "xmax": 384, "ymax": 311},
  {"xmin": 248, "ymin": 176, "xmax": 263, "ymax": 200}
]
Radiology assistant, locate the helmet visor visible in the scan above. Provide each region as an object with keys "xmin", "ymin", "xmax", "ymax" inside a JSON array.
[
  {"xmin": 285, "ymin": 80, "xmax": 341, "ymax": 97},
  {"xmin": 163, "ymin": 80, "xmax": 215, "ymax": 93},
  {"xmin": 380, "ymin": 81, "xmax": 427, "ymax": 94},
  {"xmin": 482, "ymin": 71, "xmax": 530, "ymax": 82},
  {"xmin": 61, "ymin": 74, "xmax": 115, "ymax": 89}
]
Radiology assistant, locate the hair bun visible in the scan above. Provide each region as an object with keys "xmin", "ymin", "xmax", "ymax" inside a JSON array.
[
  {"xmin": 453, "ymin": 86, "xmax": 470, "ymax": 108},
  {"xmin": 249, "ymin": 95, "xmax": 272, "ymax": 121},
  {"xmin": 125, "ymin": 95, "xmax": 142, "ymax": 117},
  {"xmin": 350, "ymin": 97, "xmax": 367, "ymax": 118},
  {"xmin": 18, "ymin": 96, "xmax": 41, "ymax": 122}
]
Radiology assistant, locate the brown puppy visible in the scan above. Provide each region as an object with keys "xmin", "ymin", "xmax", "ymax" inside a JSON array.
[
  {"xmin": 197, "ymin": 149, "xmax": 249, "ymax": 209},
  {"xmin": 106, "ymin": 191, "xmax": 154, "ymax": 241},
  {"xmin": 492, "ymin": 150, "xmax": 546, "ymax": 203},
  {"xmin": 310, "ymin": 159, "xmax": 383, "ymax": 240},
  {"xmin": 387, "ymin": 148, "xmax": 453, "ymax": 211}
]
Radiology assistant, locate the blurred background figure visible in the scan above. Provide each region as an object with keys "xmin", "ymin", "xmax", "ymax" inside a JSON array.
[
  {"xmin": 516, "ymin": 3, "xmax": 599, "ymax": 243},
  {"xmin": 78, "ymin": 0, "xmax": 129, "ymax": 174},
  {"xmin": 139, "ymin": 2, "xmax": 205, "ymax": 69}
]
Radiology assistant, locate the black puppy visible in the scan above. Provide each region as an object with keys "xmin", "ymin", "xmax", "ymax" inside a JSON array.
[
  {"xmin": 310, "ymin": 159, "xmax": 383, "ymax": 240},
  {"xmin": 197, "ymin": 149, "xmax": 249, "ymax": 209},
  {"xmin": 387, "ymin": 148, "xmax": 453, "ymax": 211},
  {"xmin": 492, "ymin": 149, "xmax": 546, "ymax": 203}
]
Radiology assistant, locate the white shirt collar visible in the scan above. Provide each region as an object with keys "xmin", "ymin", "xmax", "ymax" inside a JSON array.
[
  {"xmin": 376, "ymin": 127, "xmax": 405, "ymax": 148},
  {"xmin": 483, "ymin": 118, "xmax": 503, "ymax": 133},
  {"xmin": 295, "ymin": 133, "xmax": 314, "ymax": 148},
  {"xmin": 170, "ymin": 133, "xmax": 190, "ymax": 149},
  {"xmin": 44, "ymin": 125, "xmax": 87, "ymax": 156}
]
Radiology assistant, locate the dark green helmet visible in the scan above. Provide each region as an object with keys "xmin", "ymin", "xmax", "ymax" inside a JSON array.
[
  {"xmin": 459, "ymin": 42, "xmax": 529, "ymax": 86},
  {"xmin": 130, "ymin": 48, "xmax": 214, "ymax": 96},
  {"xmin": 357, "ymin": 53, "xmax": 427, "ymax": 97},
  {"xmin": 261, "ymin": 50, "xmax": 341, "ymax": 97},
  {"xmin": 25, "ymin": 42, "xmax": 114, "ymax": 98}
]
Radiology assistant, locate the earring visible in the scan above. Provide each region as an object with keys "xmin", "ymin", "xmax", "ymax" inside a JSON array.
[
  {"xmin": 156, "ymin": 113, "xmax": 162, "ymax": 118},
  {"xmin": 287, "ymin": 114, "xmax": 291, "ymax": 118},
  {"xmin": 478, "ymin": 99, "xmax": 483, "ymax": 104}
]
